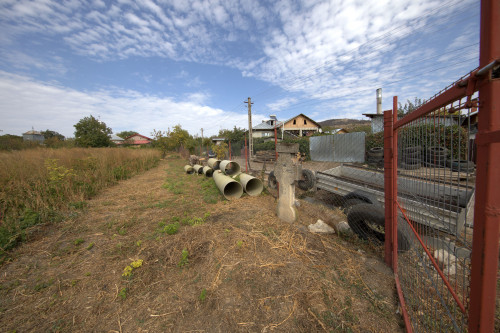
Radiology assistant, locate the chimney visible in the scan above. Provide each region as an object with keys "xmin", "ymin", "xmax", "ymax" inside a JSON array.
[{"xmin": 376, "ymin": 88, "xmax": 382, "ymax": 114}]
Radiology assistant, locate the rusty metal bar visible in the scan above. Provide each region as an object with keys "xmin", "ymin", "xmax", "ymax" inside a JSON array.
[
  {"xmin": 394, "ymin": 84, "xmax": 468, "ymax": 129},
  {"xmin": 395, "ymin": 274, "xmax": 413, "ymax": 333},
  {"xmin": 274, "ymin": 126, "xmax": 278, "ymax": 161},
  {"xmin": 392, "ymin": 97, "xmax": 398, "ymax": 272},
  {"xmin": 475, "ymin": 58, "xmax": 500, "ymax": 77},
  {"xmin": 395, "ymin": 201, "xmax": 467, "ymax": 314},
  {"xmin": 383, "ymin": 110, "xmax": 394, "ymax": 267},
  {"xmin": 468, "ymin": 0, "xmax": 500, "ymax": 331}
]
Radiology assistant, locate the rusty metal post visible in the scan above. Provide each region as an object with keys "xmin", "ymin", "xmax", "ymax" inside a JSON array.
[
  {"xmin": 392, "ymin": 97, "xmax": 398, "ymax": 272},
  {"xmin": 274, "ymin": 126, "xmax": 278, "ymax": 161},
  {"xmin": 468, "ymin": 0, "xmax": 500, "ymax": 331},
  {"xmin": 383, "ymin": 109, "xmax": 394, "ymax": 268}
]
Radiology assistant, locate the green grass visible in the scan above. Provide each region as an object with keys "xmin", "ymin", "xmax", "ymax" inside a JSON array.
[{"xmin": 178, "ymin": 249, "xmax": 189, "ymax": 268}]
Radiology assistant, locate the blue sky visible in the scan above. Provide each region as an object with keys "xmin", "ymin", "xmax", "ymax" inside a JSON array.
[{"xmin": 0, "ymin": 0, "xmax": 479, "ymax": 138}]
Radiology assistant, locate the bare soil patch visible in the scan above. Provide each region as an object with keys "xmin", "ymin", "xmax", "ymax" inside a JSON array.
[{"xmin": 0, "ymin": 155, "xmax": 403, "ymax": 332}]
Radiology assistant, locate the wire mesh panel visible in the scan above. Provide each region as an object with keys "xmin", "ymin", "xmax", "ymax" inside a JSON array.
[
  {"xmin": 309, "ymin": 135, "xmax": 334, "ymax": 161},
  {"xmin": 395, "ymin": 96, "xmax": 477, "ymax": 332},
  {"xmin": 333, "ymin": 132, "xmax": 366, "ymax": 163}
]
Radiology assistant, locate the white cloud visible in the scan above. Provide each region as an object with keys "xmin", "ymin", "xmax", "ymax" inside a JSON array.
[
  {"xmin": 267, "ymin": 97, "xmax": 298, "ymax": 112},
  {"xmin": 0, "ymin": 0, "xmax": 480, "ymax": 128},
  {"xmin": 0, "ymin": 71, "xmax": 264, "ymax": 137}
]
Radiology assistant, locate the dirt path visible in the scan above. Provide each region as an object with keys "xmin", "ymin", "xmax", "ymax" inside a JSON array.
[{"xmin": 0, "ymin": 156, "xmax": 403, "ymax": 332}]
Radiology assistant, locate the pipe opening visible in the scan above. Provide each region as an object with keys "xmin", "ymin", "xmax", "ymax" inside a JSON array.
[
  {"xmin": 223, "ymin": 162, "xmax": 241, "ymax": 176},
  {"xmin": 223, "ymin": 181, "xmax": 243, "ymax": 199},
  {"xmin": 203, "ymin": 167, "xmax": 213, "ymax": 177},
  {"xmin": 184, "ymin": 165, "xmax": 194, "ymax": 174},
  {"xmin": 245, "ymin": 178, "xmax": 263, "ymax": 196}
]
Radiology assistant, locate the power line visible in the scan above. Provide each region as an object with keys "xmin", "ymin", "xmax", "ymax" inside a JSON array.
[{"xmin": 249, "ymin": 0, "xmax": 477, "ymax": 102}]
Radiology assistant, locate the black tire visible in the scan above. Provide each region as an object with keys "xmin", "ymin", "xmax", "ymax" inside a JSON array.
[
  {"xmin": 367, "ymin": 157, "xmax": 383, "ymax": 164},
  {"xmin": 342, "ymin": 198, "xmax": 365, "ymax": 215},
  {"xmin": 297, "ymin": 169, "xmax": 315, "ymax": 191},
  {"xmin": 447, "ymin": 159, "xmax": 475, "ymax": 172},
  {"xmin": 402, "ymin": 151, "xmax": 421, "ymax": 158},
  {"xmin": 347, "ymin": 204, "xmax": 411, "ymax": 251},
  {"xmin": 368, "ymin": 147, "xmax": 384, "ymax": 157},
  {"xmin": 343, "ymin": 190, "xmax": 381, "ymax": 207},
  {"xmin": 268, "ymin": 171, "xmax": 277, "ymax": 189},
  {"xmin": 402, "ymin": 146, "xmax": 421, "ymax": 154},
  {"xmin": 401, "ymin": 157, "xmax": 421, "ymax": 165},
  {"xmin": 400, "ymin": 162, "xmax": 420, "ymax": 170},
  {"xmin": 427, "ymin": 146, "xmax": 448, "ymax": 155}
]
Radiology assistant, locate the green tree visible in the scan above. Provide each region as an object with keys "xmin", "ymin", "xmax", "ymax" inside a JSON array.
[
  {"xmin": 41, "ymin": 130, "xmax": 65, "ymax": 141},
  {"xmin": 151, "ymin": 125, "xmax": 196, "ymax": 156},
  {"xmin": 212, "ymin": 142, "xmax": 228, "ymax": 159},
  {"xmin": 217, "ymin": 126, "xmax": 246, "ymax": 142},
  {"xmin": 398, "ymin": 97, "xmax": 424, "ymax": 115},
  {"xmin": 116, "ymin": 131, "xmax": 136, "ymax": 139},
  {"xmin": 74, "ymin": 115, "xmax": 112, "ymax": 147}
]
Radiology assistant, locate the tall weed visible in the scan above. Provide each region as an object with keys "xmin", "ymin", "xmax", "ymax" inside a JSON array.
[{"xmin": 0, "ymin": 148, "xmax": 161, "ymax": 256}]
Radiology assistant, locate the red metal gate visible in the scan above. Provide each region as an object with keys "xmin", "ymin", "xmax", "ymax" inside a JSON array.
[{"xmin": 383, "ymin": 0, "xmax": 499, "ymax": 331}]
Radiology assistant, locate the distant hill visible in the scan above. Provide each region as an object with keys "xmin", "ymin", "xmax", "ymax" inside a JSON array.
[{"xmin": 318, "ymin": 118, "xmax": 370, "ymax": 129}]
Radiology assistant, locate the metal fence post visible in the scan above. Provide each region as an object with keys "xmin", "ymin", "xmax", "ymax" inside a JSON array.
[
  {"xmin": 383, "ymin": 109, "xmax": 394, "ymax": 268},
  {"xmin": 468, "ymin": 0, "xmax": 500, "ymax": 331},
  {"xmin": 392, "ymin": 96, "xmax": 398, "ymax": 271}
]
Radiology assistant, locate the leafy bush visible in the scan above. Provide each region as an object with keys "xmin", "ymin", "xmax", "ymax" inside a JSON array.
[{"xmin": 163, "ymin": 222, "xmax": 179, "ymax": 235}]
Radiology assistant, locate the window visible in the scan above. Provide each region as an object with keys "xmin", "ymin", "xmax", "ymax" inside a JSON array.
[
  {"xmin": 293, "ymin": 119, "xmax": 296, "ymax": 125},
  {"xmin": 304, "ymin": 119, "xmax": 307, "ymax": 125}
]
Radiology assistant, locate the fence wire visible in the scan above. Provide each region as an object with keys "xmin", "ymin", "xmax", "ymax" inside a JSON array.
[{"xmin": 395, "ymin": 96, "xmax": 477, "ymax": 332}]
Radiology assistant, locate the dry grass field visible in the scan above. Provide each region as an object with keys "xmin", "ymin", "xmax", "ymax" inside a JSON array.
[
  {"xmin": 0, "ymin": 154, "xmax": 404, "ymax": 332},
  {"xmin": 0, "ymin": 148, "xmax": 161, "ymax": 260}
]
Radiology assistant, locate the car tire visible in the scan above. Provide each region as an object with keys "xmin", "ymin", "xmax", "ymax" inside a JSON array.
[
  {"xmin": 368, "ymin": 147, "xmax": 384, "ymax": 158},
  {"xmin": 400, "ymin": 161, "xmax": 420, "ymax": 170},
  {"xmin": 268, "ymin": 171, "xmax": 277, "ymax": 189},
  {"xmin": 297, "ymin": 169, "xmax": 315, "ymax": 191},
  {"xmin": 347, "ymin": 203, "xmax": 411, "ymax": 251}
]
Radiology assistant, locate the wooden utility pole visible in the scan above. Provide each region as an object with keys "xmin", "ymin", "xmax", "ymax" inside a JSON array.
[{"xmin": 245, "ymin": 97, "xmax": 253, "ymax": 158}]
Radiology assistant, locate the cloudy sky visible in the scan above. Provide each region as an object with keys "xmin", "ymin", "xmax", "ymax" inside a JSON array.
[{"xmin": 0, "ymin": 0, "xmax": 479, "ymax": 138}]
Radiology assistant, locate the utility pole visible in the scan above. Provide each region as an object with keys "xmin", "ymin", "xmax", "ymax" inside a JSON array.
[{"xmin": 245, "ymin": 97, "xmax": 253, "ymax": 158}]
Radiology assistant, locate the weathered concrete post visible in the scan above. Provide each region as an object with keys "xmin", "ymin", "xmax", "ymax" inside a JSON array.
[{"xmin": 274, "ymin": 143, "xmax": 302, "ymax": 223}]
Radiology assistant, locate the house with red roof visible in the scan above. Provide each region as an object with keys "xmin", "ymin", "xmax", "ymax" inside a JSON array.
[{"xmin": 124, "ymin": 133, "xmax": 152, "ymax": 146}]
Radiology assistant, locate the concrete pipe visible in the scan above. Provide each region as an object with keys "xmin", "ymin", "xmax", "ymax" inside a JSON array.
[
  {"xmin": 184, "ymin": 165, "xmax": 195, "ymax": 174},
  {"xmin": 193, "ymin": 164, "xmax": 204, "ymax": 174},
  {"xmin": 238, "ymin": 173, "xmax": 263, "ymax": 196},
  {"xmin": 213, "ymin": 170, "xmax": 243, "ymax": 200},
  {"xmin": 202, "ymin": 166, "xmax": 213, "ymax": 177},
  {"xmin": 207, "ymin": 158, "xmax": 221, "ymax": 170},
  {"xmin": 219, "ymin": 160, "xmax": 241, "ymax": 176}
]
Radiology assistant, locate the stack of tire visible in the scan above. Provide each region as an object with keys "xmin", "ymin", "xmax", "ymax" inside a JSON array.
[
  {"xmin": 399, "ymin": 146, "xmax": 422, "ymax": 170},
  {"xmin": 423, "ymin": 146, "xmax": 448, "ymax": 168},
  {"xmin": 366, "ymin": 147, "xmax": 384, "ymax": 168}
]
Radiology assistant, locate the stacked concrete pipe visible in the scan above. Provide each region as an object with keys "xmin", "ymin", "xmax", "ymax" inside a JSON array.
[
  {"xmin": 184, "ymin": 165, "xmax": 194, "ymax": 174},
  {"xmin": 207, "ymin": 158, "xmax": 221, "ymax": 170},
  {"xmin": 238, "ymin": 173, "xmax": 263, "ymax": 196},
  {"xmin": 202, "ymin": 166, "xmax": 213, "ymax": 177},
  {"xmin": 219, "ymin": 160, "xmax": 241, "ymax": 176},
  {"xmin": 213, "ymin": 170, "xmax": 243, "ymax": 200},
  {"xmin": 193, "ymin": 164, "xmax": 204, "ymax": 174}
]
